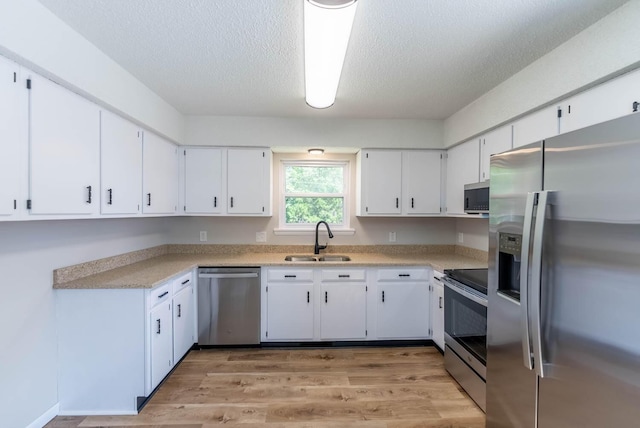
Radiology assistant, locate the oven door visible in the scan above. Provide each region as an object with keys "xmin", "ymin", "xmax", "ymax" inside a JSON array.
[{"xmin": 444, "ymin": 278, "xmax": 488, "ymax": 378}]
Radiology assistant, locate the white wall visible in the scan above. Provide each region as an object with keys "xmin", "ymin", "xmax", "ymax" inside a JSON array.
[
  {"xmin": 185, "ymin": 116, "xmax": 443, "ymax": 150},
  {"xmin": 444, "ymin": 0, "xmax": 640, "ymax": 146},
  {"xmin": 0, "ymin": 218, "xmax": 171, "ymax": 428},
  {"xmin": 0, "ymin": 0, "xmax": 184, "ymax": 143},
  {"xmin": 456, "ymin": 218, "xmax": 489, "ymax": 252}
]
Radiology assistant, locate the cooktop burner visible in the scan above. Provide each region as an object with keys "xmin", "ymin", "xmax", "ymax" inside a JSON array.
[{"xmin": 444, "ymin": 268, "xmax": 488, "ymax": 295}]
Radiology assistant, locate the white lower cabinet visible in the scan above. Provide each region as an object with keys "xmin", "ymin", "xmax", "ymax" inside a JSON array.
[
  {"xmin": 320, "ymin": 282, "xmax": 367, "ymax": 340},
  {"xmin": 376, "ymin": 268, "xmax": 430, "ymax": 339},
  {"xmin": 56, "ymin": 269, "xmax": 196, "ymax": 414},
  {"xmin": 263, "ymin": 266, "xmax": 431, "ymax": 343},
  {"xmin": 172, "ymin": 273, "xmax": 195, "ymax": 363},
  {"xmin": 431, "ymin": 273, "xmax": 445, "ymax": 351},
  {"xmin": 149, "ymin": 298, "xmax": 173, "ymax": 390}
]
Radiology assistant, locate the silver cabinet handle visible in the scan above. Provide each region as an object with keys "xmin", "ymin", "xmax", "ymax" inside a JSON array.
[
  {"xmin": 531, "ymin": 190, "xmax": 551, "ymax": 378},
  {"xmin": 521, "ymin": 192, "xmax": 536, "ymax": 371}
]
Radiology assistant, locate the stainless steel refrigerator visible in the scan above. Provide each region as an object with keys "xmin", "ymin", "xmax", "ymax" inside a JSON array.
[{"xmin": 486, "ymin": 112, "xmax": 640, "ymax": 427}]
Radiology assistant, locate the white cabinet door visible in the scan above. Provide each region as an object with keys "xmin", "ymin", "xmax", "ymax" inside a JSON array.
[
  {"xmin": 184, "ymin": 147, "xmax": 223, "ymax": 214},
  {"xmin": 0, "ymin": 57, "xmax": 22, "ymax": 217},
  {"xmin": 377, "ymin": 282, "xmax": 430, "ymax": 339},
  {"xmin": 142, "ymin": 132, "xmax": 178, "ymax": 214},
  {"xmin": 431, "ymin": 279, "xmax": 445, "ymax": 350},
  {"xmin": 227, "ymin": 148, "xmax": 271, "ymax": 215},
  {"xmin": 360, "ymin": 150, "xmax": 402, "ymax": 215},
  {"xmin": 403, "ymin": 151, "xmax": 442, "ymax": 215},
  {"xmin": 512, "ymin": 105, "xmax": 559, "ymax": 148},
  {"xmin": 445, "ymin": 139, "xmax": 480, "ymax": 215},
  {"xmin": 266, "ymin": 283, "xmax": 314, "ymax": 340},
  {"xmin": 320, "ymin": 283, "xmax": 367, "ymax": 340},
  {"xmin": 29, "ymin": 74, "xmax": 100, "ymax": 215},
  {"xmin": 560, "ymin": 68, "xmax": 640, "ymax": 134},
  {"xmin": 149, "ymin": 302, "xmax": 173, "ymax": 390},
  {"xmin": 100, "ymin": 110, "xmax": 142, "ymax": 215},
  {"xmin": 173, "ymin": 286, "xmax": 194, "ymax": 362},
  {"xmin": 480, "ymin": 126, "xmax": 512, "ymax": 181}
]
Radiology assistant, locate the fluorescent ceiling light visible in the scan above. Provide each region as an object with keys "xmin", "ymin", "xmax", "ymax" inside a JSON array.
[
  {"xmin": 304, "ymin": 0, "xmax": 358, "ymax": 109},
  {"xmin": 308, "ymin": 148, "xmax": 325, "ymax": 155}
]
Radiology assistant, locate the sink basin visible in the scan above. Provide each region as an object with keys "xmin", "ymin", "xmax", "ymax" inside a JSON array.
[
  {"xmin": 284, "ymin": 255, "xmax": 317, "ymax": 262},
  {"xmin": 317, "ymin": 255, "xmax": 351, "ymax": 262}
]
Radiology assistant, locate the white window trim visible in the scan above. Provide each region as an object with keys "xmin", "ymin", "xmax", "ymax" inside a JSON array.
[{"xmin": 276, "ymin": 159, "xmax": 354, "ymax": 235}]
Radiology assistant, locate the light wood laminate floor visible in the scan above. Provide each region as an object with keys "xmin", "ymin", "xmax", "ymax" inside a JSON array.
[{"xmin": 46, "ymin": 346, "xmax": 485, "ymax": 428}]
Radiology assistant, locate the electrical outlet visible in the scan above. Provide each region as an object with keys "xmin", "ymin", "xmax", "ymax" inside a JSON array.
[
  {"xmin": 199, "ymin": 231, "xmax": 207, "ymax": 242},
  {"xmin": 458, "ymin": 232, "xmax": 464, "ymax": 243},
  {"xmin": 389, "ymin": 232, "xmax": 397, "ymax": 242},
  {"xmin": 256, "ymin": 231, "xmax": 267, "ymax": 243}
]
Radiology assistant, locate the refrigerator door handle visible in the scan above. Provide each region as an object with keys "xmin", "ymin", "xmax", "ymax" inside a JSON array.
[
  {"xmin": 520, "ymin": 191, "xmax": 537, "ymax": 371},
  {"xmin": 530, "ymin": 190, "xmax": 550, "ymax": 378}
]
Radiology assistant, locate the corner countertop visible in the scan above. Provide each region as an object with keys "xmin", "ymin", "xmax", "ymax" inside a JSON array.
[{"xmin": 53, "ymin": 245, "xmax": 487, "ymax": 290}]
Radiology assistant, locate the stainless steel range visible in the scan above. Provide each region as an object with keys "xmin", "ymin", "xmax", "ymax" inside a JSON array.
[{"xmin": 442, "ymin": 268, "xmax": 488, "ymax": 411}]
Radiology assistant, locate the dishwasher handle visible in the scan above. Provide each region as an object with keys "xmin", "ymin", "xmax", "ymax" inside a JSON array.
[{"xmin": 199, "ymin": 273, "xmax": 259, "ymax": 279}]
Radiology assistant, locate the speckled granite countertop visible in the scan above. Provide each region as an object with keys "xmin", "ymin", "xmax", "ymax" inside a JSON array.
[{"xmin": 53, "ymin": 245, "xmax": 487, "ymax": 290}]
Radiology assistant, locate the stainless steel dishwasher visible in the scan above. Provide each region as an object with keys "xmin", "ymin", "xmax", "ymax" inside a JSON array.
[{"xmin": 197, "ymin": 267, "xmax": 261, "ymax": 345}]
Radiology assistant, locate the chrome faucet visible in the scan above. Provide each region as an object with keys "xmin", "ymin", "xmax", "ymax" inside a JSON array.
[{"xmin": 314, "ymin": 221, "xmax": 334, "ymax": 255}]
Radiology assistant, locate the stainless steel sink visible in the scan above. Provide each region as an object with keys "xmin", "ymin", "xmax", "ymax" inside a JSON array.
[
  {"xmin": 284, "ymin": 255, "xmax": 317, "ymax": 262},
  {"xmin": 317, "ymin": 255, "xmax": 351, "ymax": 262},
  {"xmin": 284, "ymin": 255, "xmax": 351, "ymax": 262}
]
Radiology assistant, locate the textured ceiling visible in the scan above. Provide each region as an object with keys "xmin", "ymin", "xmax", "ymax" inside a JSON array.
[{"xmin": 38, "ymin": 0, "xmax": 628, "ymax": 119}]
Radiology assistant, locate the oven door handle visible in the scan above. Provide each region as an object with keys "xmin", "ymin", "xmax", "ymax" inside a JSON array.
[{"xmin": 443, "ymin": 280, "xmax": 487, "ymax": 307}]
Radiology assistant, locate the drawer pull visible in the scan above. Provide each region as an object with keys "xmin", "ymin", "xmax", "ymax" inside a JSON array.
[
  {"xmin": 284, "ymin": 275, "xmax": 297, "ymax": 278},
  {"xmin": 338, "ymin": 274, "xmax": 350, "ymax": 278},
  {"xmin": 158, "ymin": 291, "xmax": 169, "ymax": 298},
  {"xmin": 181, "ymin": 279, "xmax": 190, "ymax": 285},
  {"xmin": 399, "ymin": 274, "xmax": 411, "ymax": 277}
]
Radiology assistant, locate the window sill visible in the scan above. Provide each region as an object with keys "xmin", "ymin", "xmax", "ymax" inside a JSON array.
[{"xmin": 273, "ymin": 228, "xmax": 356, "ymax": 236}]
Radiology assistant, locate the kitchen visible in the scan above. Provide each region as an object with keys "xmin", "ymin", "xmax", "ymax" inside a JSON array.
[{"xmin": 1, "ymin": 1, "xmax": 639, "ymax": 427}]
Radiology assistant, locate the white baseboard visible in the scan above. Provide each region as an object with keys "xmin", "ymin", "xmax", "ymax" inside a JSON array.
[
  {"xmin": 26, "ymin": 403, "xmax": 59, "ymax": 428},
  {"xmin": 58, "ymin": 409, "xmax": 138, "ymax": 416}
]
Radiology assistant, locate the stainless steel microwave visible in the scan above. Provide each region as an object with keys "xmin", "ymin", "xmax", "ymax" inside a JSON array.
[{"xmin": 464, "ymin": 181, "xmax": 489, "ymax": 214}]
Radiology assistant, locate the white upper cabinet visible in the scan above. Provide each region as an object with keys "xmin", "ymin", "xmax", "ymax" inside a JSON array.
[
  {"xmin": 402, "ymin": 151, "xmax": 442, "ymax": 215},
  {"xmin": 358, "ymin": 150, "xmax": 402, "ymax": 215},
  {"xmin": 480, "ymin": 125, "xmax": 512, "ymax": 182},
  {"xmin": 227, "ymin": 148, "xmax": 272, "ymax": 215},
  {"xmin": 560, "ymin": 68, "xmax": 640, "ymax": 134},
  {"xmin": 512, "ymin": 105, "xmax": 559, "ymax": 148},
  {"xmin": 28, "ymin": 74, "xmax": 100, "ymax": 215},
  {"xmin": 445, "ymin": 139, "xmax": 480, "ymax": 215},
  {"xmin": 0, "ymin": 57, "xmax": 23, "ymax": 218},
  {"xmin": 100, "ymin": 110, "xmax": 142, "ymax": 215},
  {"xmin": 142, "ymin": 132, "xmax": 178, "ymax": 214},
  {"xmin": 184, "ymin": 147, "xmax": 223, "ymax": 214}
]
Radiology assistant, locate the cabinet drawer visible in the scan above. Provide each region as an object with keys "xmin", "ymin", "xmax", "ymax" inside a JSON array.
[
  {"xmin": 173, "ymin": 270, "xmax": 193, "ymax": 293},
  {"xmin": 267, "ymin": 269, "xmax": 314, "ymax": 282},
  {"xmin": 377, "ymin": 268, "xmax": 430, "ymax": 281},
  {"xmin": 148, "ymin": 282, "xmax": 171, "ymax": 308},
  {"xmin": 321, "ymin": 269, "xmax": 366, "ymax": 282}
]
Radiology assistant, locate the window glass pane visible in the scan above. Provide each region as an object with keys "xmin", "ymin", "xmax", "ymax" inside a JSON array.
[
  {"xmin": 285, "ymin": 165, "xmax": 344, "ymax": 193},
  {"xmin": 285, "ymin": 197, "xmax": 344, "ymax": 224}
]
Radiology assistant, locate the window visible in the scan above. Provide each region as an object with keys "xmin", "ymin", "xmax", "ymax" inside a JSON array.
[{"xmin": 280, "ymin": 160, "xmax": 349, "ymax": 230}]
